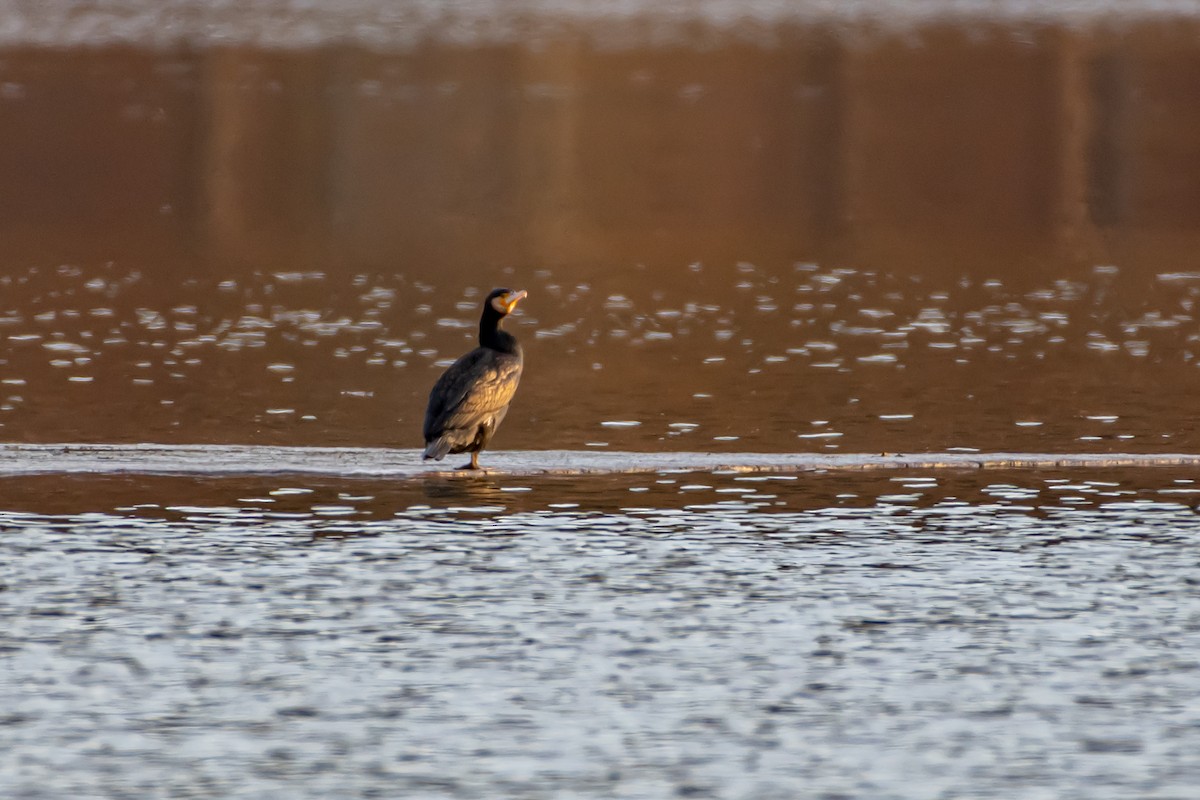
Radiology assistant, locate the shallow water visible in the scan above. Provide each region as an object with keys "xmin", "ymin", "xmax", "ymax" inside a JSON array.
[
  {"xmin": 3, "ymin": 469, "xmax": 1200, "ymax": 799},
  {"xmin": 3, "ymin": 261, "xmax": 1200, "ymax": 454},
  {"xmin": 4, "ymin": 13, "xmax": 1200, "ymax": 453}
]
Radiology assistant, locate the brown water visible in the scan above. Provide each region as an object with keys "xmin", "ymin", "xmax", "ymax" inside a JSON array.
[
  {"xmin": 3, "ymin": 18, "xmax": 1200, "ymax": 453},
  {"xmin": 4, "ymin": 6, "xmax": 1200, "ymax": 800},
  {"xmin": 2, "ymin": 259, "xmax": 1200, "ymax": 455}
]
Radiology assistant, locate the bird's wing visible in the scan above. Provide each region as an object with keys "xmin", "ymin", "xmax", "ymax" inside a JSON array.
[{"xmin": 424, "ymin": 351, "xmax": 523, "ymax": 438}]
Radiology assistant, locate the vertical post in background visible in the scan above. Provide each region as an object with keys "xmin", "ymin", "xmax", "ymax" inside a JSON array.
[
  {"xmin": 1086, "ymin": 48, "xmax": 1127, "ymax": 230},
  {"xmin": 806, "ymin": 26, "xmax": 851, "ymax": 252},
  {"xmin": 516, "ymin": 38, "xmax": 584, "ymax": 267},
  {"xmin": 200, "ymin": 48, "xmax": 336, "ymax": 272},
  {"xmin": 1050, "ymin": 27, "xmax": 1098, "ymax": 258}
]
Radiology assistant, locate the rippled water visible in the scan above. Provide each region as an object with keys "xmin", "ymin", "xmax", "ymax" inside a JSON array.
[
  {"xmin": 3, "ymin": 262, "xmax": 1200, "ymax": 455},
  {"xmin": 2, "ymin": 470, "xmax": 1200, "ymax": 799}
]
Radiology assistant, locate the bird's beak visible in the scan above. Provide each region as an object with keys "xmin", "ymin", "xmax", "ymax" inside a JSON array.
[{"xmin": 504, "ymin": 289, "xmax": 528, "ymax": 313}]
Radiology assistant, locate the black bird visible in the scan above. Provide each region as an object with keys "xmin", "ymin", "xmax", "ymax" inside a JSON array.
[{"xmin": 423, "ymin": 287, "xmax": 527, "ymax": 470}]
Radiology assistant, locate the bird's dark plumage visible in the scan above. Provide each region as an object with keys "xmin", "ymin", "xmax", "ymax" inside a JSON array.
[{"xmin": 423, "ymin": 287, "xmax": 527, "ymax": 470}]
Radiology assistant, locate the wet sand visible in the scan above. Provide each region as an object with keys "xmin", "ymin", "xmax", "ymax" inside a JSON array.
[{"xmin": 5, "ymin": 442, "xmax": 1200, "ymax": 478}]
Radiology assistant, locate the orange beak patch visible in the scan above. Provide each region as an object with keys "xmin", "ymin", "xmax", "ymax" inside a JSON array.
[{"xmin": 504, "ymin": 289, "xmax": 528, "ymax": 313}]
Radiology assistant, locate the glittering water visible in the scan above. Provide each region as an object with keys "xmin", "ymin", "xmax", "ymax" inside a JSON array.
[
  {"xmin": 2, "ymin": 470, "xmax": 1200, "ymax": 799},
  {"xmin": 3, "ymin": 262, "xmax": 1200, "ymax": 455}
]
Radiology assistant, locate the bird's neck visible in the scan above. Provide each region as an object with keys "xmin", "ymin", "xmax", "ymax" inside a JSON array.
[{"xmin": 480, "ymin": 312, "xmax": 520, "ymax": 354}]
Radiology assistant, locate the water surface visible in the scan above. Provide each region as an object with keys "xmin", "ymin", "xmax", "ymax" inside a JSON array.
[
  {"xmin": 3, "ymin": 469, "xmax": 1200, "ymax": 799},
  {"xmin": 4, "ymin": 5, "xmax": 1200, "ymax": 799},
  {"xmin": 3, "ymin": 262, "xmax": 1200, "ymax": 455}
]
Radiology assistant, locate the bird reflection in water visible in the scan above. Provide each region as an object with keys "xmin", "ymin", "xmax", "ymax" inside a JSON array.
[{"xmin": 418, "ymin": 475, "xmax": 512, "ymax": 507}]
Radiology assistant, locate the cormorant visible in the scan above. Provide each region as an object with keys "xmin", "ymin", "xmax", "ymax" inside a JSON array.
[{"xmin": 422, "ymin": 287, "xmax": 527, "ymax": 470}]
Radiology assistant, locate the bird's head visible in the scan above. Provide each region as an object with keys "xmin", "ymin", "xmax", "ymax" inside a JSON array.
[{"xmin": 488, "ymin": 287, "xmax": 528, "ymax": 316}]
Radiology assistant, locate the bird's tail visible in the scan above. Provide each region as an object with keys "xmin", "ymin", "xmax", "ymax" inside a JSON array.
[{"xmin": 423, "ymin": 438, "xmax": 452, "ymax": 461}]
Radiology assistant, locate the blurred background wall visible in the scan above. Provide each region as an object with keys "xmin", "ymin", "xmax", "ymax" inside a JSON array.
[{"xmin": 0, "ymin": 2, "xmax": 1198, "ymax": 278}]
